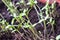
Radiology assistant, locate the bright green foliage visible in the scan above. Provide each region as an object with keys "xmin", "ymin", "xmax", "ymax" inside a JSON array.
[{"xmin": 1, "ymin": 0, "xmax": 56, "ymax": 40}]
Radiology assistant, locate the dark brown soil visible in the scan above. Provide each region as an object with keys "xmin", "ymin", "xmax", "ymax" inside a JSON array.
[{"xmin": 0, "ymin": 0, "xmax": 60, "ymax": 40}]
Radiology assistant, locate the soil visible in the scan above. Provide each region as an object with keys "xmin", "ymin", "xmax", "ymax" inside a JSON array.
[{"xmin": 0, "ymin": 0, "xmax": 60, "ymax": 40}]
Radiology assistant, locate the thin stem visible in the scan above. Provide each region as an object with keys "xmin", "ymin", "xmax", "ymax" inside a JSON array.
[
  {"xmin": 33, "ymin": 5, "xmax": 40, "ymax": 20},
  {"xmin": 43, "ymin": 20, "xmax": 48, "ymax": 40}
]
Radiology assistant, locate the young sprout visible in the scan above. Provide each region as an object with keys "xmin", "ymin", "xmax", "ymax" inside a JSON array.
[{"xmin": 27, "ymin": 0, "xmax": 37, "ymax": 7}]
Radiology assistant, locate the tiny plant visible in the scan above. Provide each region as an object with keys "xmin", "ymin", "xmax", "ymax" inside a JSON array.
[{"xmin": 1, "ymin": 0, "xmax": 56, "ymax": 40}]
